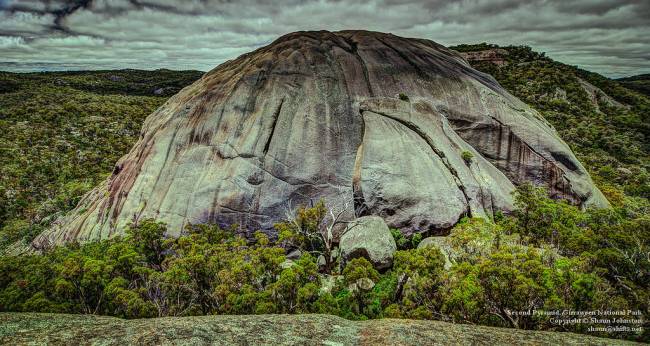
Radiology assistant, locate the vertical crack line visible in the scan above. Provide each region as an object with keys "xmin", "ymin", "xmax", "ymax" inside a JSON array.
[
  {"xmin": 376, "ymin": 37, "xmax": 427, "ymax": 78},
  {"xmin": 357, "ymin": 53, "xmax": 374, "ymax": 97},
  {"xmin": 255, "ymin": 97, "xmax": 286, "ymax": 217},
  {"xmin": 333, "ymin": 47, "xmax": 366, "ymax": 216},
  {"xmin": 362, "ymin": 108, "xmax": 472, "ymax": 217},
  {"xmin": 340, "ymin": 36, "xmax": 374, "ymax": 97},
  {"xmin": 150, "ymin": 122, "xmax": 186, "ymax": 218},
  {"xmin": 263, "ymin": 97, "xmax": 285, "ymax": 156},
  {"xmin": 402, "ymin": 38, "xmax": 505, "ymax": 97},
  {"xmin": 353, "ymin": 111, "xmax": 369, "ymax": 217},
  {"xmin": 487, "ymin": 115, "xmax": 578, "ymax": 203}
]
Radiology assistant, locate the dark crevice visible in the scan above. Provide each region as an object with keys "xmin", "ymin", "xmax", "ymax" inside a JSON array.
[
  {"xmin": 486, "ymin": 115, "xmax": 578, "ymax": 202},
  {"xmin": 263, "ymin": 97, "xmax": 285, "ymax": 155},
  {"xmin": 376, "ymin": 37, "xmax": 427, "ymax": 78},
  {"xmin": 353, "ymin": 111, "xmax": 370, "ymax": 217},
  {"xmin": 347, "ymin": 247, "xmax": 371, "ymax": 264},
  {"xmin": 112, "ymin": 164, "xmax": 122, "ymax": 176},
  {"xmin": 340, "ymin": 36, "xmax": 374, "ymax": 97},
  {"xmin": 550, "ymin": 151, "xmax": 579, "ymax": 171},
  {"xmin": 361, "ymin": 107, "xmax": 472, "ymax": 217},
  {"xmin": 353, "ymin": 180, "xmax": 369, "ymax": 218}
]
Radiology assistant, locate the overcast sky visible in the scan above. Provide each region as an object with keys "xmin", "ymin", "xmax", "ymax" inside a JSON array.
[{"xmin": 0, "ymin": 0, "xmax": 648, "ymax": 78}]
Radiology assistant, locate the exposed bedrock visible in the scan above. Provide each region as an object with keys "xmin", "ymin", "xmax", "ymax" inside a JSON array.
[{"xmin": 33, "ymin": 30, "xmax": 608, "ymax": 247}]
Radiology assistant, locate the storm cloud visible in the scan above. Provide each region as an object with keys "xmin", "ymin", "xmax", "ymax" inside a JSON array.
[{"xmin": 0, "ymin": 0, "xmax": 648, "ymax": 77}]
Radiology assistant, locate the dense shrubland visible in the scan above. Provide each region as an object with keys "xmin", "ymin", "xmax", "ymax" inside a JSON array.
[
  {"xmin": 616, "ymin": 74, "xmax": 650, "ymax": 97},
  {"xmin": 0, "ymin": 185, "xmax": 647, "ymax": 341},
  {"xmin": 0, "ymin": 70, "xmax": 202, "ymax": 248},
  {"xmin": 0, "ymin": 52, "xmax": 648, "ymax": 342}
]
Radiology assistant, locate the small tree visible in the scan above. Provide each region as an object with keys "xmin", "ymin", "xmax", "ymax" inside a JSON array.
[
  {"xmin": 125, "ymin": 219, "xmax": 168, "ymax": 270},
  {"xmin": 393, "ymin": 247, "xmax": 445, "ymax": 305},
  {"xmin": 461, "ymin": 151, "xmax": 474, "ymax": 165},
  {"xmin": 277, "ymin": 197, "xmax": 357, "ymax": 274}
]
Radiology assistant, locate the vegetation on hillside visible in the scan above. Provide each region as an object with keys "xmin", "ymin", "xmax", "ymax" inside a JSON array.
[
  {"xmin": 0, "ymin": 48, "xmax": 648, "ymax": 342},
  {"xmin": 616, "ymin": 74, "xmax": 650, "ymax": 97},
  {"xmin": 0, "ymin": 70, "xmax": 203, "ymax": 248},
  {"xmin": 0, "ymin": 187, "xmax": 646, "ymax": 341}
]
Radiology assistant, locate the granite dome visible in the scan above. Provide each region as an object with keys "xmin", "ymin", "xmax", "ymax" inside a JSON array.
[{"xmin": 33, "ymin": 30, "xmax": 608, "ymax": 247}]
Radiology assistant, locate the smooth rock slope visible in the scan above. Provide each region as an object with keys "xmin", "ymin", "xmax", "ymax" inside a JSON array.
[
  {"xmin": 34, "ymin": 30, "xmax": 607, "ymax": 246},
  {"xmin": 0, "ymin": 313, "xmax": 638, "ymax": 346}
]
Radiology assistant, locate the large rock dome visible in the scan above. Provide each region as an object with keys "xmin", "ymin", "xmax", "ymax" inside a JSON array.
[{"xmin": 34, "ymin": 30, "xmax": 608, "ymax": 246}]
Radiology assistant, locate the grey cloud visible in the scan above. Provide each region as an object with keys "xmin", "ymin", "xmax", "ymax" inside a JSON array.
[
  {"xmin": 549, "ymin": 0, "xmax": 648, "ymax": 16},
  {"xmin": 0, "ymin": 0, "xmax": 648, "ymax": 77}
]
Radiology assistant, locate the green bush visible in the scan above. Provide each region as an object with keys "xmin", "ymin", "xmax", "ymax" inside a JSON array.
[
  {"xmin": 390, "ymin": 229, "xmax": 422, "ymax": 250},
  {"xmin": 461, "ymin": 151, "xmax": 474, "ymax": 164},
  {"xmin": 343, "ymin": 257, "xmax": 380, "ymax": 285}
]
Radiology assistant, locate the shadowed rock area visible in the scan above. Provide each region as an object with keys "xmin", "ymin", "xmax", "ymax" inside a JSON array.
[
  {"xmin": 0, "ymin": 313, "xmax": 638, "ymax": 346},
  {"xmin": 34, "ymin": 30, "xmax": 607, "ymax": 246}
]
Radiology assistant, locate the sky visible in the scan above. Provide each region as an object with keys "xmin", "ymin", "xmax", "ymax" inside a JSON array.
[{"xmin": 0, "ymin": 0, "xmax": 648, "ymax": 78}]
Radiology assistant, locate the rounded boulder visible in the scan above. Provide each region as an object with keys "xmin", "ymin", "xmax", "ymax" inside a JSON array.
[{"xmin": 340, "ymin": 216, "xmax": 397, "ymax": 270}]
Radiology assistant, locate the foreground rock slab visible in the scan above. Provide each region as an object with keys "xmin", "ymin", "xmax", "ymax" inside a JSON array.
[{"xmin": 0, "ymin": 313, "xmax": 637, "ymax": 346}]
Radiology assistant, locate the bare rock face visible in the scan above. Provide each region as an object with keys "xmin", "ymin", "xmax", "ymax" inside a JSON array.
[
  {"xmin": 458, "ymin": 49, "xmax": 509, "ymax": 66},
  {"xmin": 34, "ymin": 30, "xmax": 608, "ymax": 246},
  {"xmin": 576, "ymin": 77, "xmax": 627, "ymax": 112}
]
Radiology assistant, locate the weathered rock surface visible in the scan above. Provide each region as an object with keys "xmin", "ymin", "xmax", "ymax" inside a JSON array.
[
  {"xmin": 340, "ymin": 216, "xmax": 396, "ymax": 270},
  {"xmin": 459, "ymin": 48, "xmax": 510, "ymax": 66},
  {"xmin": 577, "ymin": 77, "xmax": 627, "ymax": 111},
  {"xmin": 319, "ymin": 274, "xmax": 342, "ymax": 295},
  {"xmin": 349, "ymin": 277, "xmax": 376, "ymax": 292},
  {"xmin": 0, "ymin": 313, "xmax": 637, "ymax": 346},
  {"xmin": 286, "ymin": 249, "xmax": 302, "ymax": 260},
  {"xmin": 34, "ymin": 30, "xmax": 608, "ymax": 247}
]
